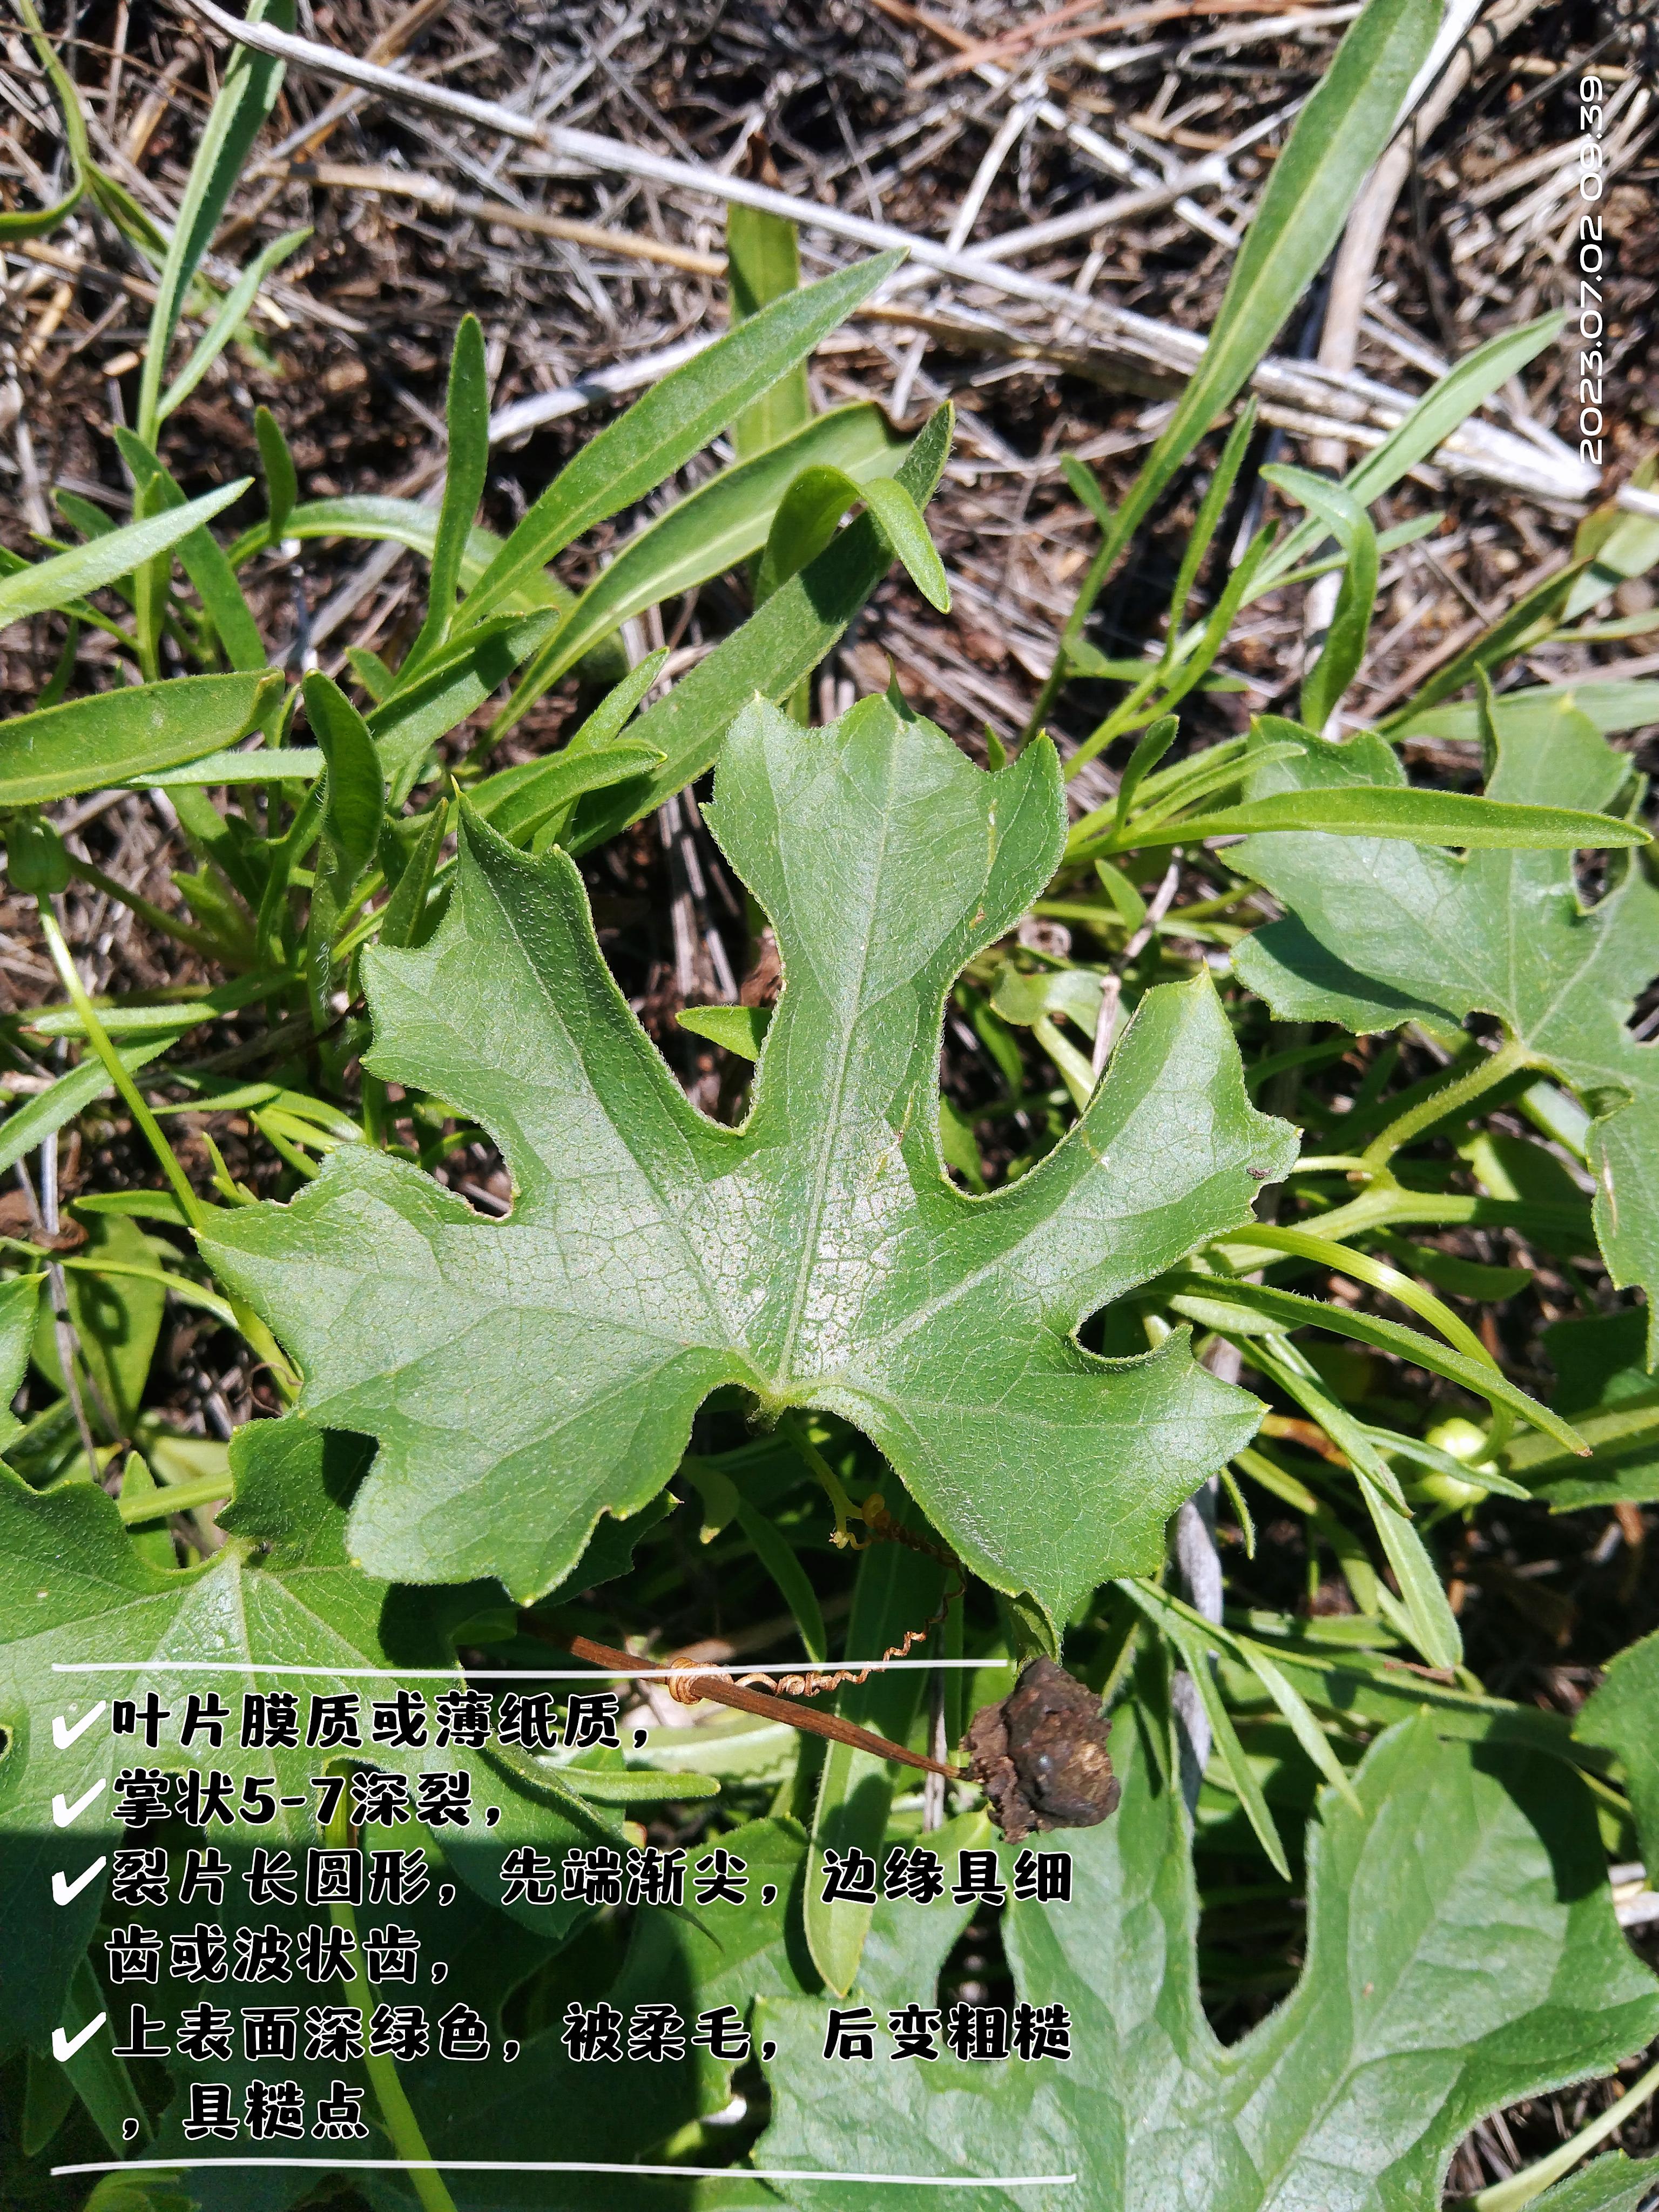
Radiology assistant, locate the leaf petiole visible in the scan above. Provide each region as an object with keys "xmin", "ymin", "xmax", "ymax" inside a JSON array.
[
  {"xmin": 116, "ymin": 1470, "xmax": 232, "ymax": 1525},
  {"xmin": 1359, "ymin": 1035, "xmax": 1533, "ymax": 1171},
  {"xmin": 777, "ymin": 1410, "xmax": 865, "ymax": 1548}
]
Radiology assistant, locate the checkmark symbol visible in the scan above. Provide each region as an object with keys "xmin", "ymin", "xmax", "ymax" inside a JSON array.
[
  {"xmin": 51, "ymin": 2014, "xmax": 106, "ymax": 2064},
  {"xmin": 52, "ymin": 1704, "xmax": 106, "ymax": 1750},
  {"xmin": 52, "ymin": 1779, "xmax": 105, "ymax": 1827},
  {"xmin": 52, "ymin": 1857, "xmax": 106, "ymax": 1906}
]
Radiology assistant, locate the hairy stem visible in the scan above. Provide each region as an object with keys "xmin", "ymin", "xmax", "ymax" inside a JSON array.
[{"xmin": 1359, "ymin": 1034, "xmax": 1530, "ymax": 1170}]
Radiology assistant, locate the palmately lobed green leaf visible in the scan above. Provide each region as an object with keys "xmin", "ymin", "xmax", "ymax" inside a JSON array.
[
  {"xmin": 1231, "ymin": 706, "xmax": 1659, "ymax": 1358},
  {"xmin": 757, "ymin": 1704, "xmax": 1659, "ymax": 2210},
  {"xmin": 205, "ymin": 692, "xmax": 1296, "ymax": 1624}
]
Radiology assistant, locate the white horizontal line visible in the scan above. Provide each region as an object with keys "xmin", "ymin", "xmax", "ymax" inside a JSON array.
[
  {"xmin": 51, "ymin": 1659, "xmax": 995, "ymax": 1678},
  {"xmin": 52, "ymin": 2158, "xmax": 1074, "ymax": 2188}
]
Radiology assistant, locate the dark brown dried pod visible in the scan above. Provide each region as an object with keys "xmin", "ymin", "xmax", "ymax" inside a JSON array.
[{"xmin": 965, "ymin": 1656, "xmax": 1122, "ymax": 1845}]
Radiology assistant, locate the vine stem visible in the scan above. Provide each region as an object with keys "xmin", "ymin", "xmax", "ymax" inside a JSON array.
[
  {"xmin": 38, "ymin": 898, "xmax": 206, "ymax": 1233},
  {"xmin": 37, "ymin": 897, "xmax": 301, "ymax": 1399},
  {"xmin": 1464, "ymin": 2053, "xmax": 1659, "ymax": 2211},
  {"xmin": 322, "ymin": 1793, "xmax": 460, "ymax": 2212},
  {"xmin": 1359, "ymin": 1034, "xmax": 1530, "ymax": 1171}
]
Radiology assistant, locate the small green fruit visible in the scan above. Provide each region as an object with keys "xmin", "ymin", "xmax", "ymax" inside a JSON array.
[{"xmin": 1415, "ymin": 1417, "xmax": 1496, "ymax": 1508}]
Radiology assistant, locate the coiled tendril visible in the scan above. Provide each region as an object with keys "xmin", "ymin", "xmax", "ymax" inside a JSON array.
[{"xmin": 667, "ymin": 1493, "xmax": 964, "ymax": 1706}]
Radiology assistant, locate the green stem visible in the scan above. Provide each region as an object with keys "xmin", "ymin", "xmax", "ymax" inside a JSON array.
[
  {"xmin": 37, "ymin": 900, "xmax": 301, "ymax": 1401},
  {"xmin": 321, "ymin": 1793, "xmax": 460, "ymax": 2212},
  {"xmin": 1360, "ymin": 1036, "xmax": 1529, "ymax": 1171},
  {"xmin": 778, "ymin": 1410, "xmax": 861, "ymax": 1547},
  {"xmin": 117, "ymin": 1472, "xmax": 232, "ymax": 1525},
  {"xmin": 38, "ymin": 899, "xmax": 205, "ymax": 1232},
  {"xmin": 1465, "ymin": 2054, "xmax": 1659, "ymax": 2211}
]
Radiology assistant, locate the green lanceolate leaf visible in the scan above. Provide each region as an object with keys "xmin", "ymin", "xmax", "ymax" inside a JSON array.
[
  {"xmin": 134, "ymin": 0, "xmax": 292, "ymax": 444},
  {"xmin": 0, "ymin": 671, "xmax": 280, "ymax": 804},
  {"xmin": 458, "ymin": 251, "xmax": 904, "ymax": 629},
  {"xmin": 728, "ymin": 203, "xmax": 812, "ymax": 458},
  {"xmin": 254, "ymin": 403, "xmax": 297, "ymax": 540},
  {"xmin": 126, "ymin": 744, "xmax": 320, "ymax": 788},
  {"xmin": 368, "ymin": 607, "xmax": 562, "ymax": 804},
  {"xmin": 564, "ymin": 404, "xmax": 953, "ymax": 851},
  {"xmin": 1262, "ymin": 466, "xmax": 1377, "ymax": 731},
  {"xmin": 155, "ymin": 224, "xmax": 311, "ymax": 423},
  {"xmin": 1122, "ymin": 780, "xmax": 1650, "ymax": 853},
  {"xmin": 471, "ymin": 743, "xmax": 663, "ymax": 851},
  {"xmin": 228, "ymin": 495, "xmax": 559, "ymax": 606},
  {"xmin": 205, "ymin": 692, "xmax": 1295, "ymax": 1626},
  {"xmin": 0, "ymin": 1415, "xmax": 615, "ymax": 2054},
  {"xmin": 490, "ymin": 402, "xmax": 912, "ymax": 741},
  {"xmin": 757, "ymin": 1705, "xmax": 1659, "ymax": 2210},
  {"xmin": 754, "ymin": 464, "xmax": 949, "ymax": 611},
  {"xmin": 1503, "ymin": 1307, "xmax": 1659, "ymax": 1509},
  {"xmin": 378, "ymin": 795, "xmax": 450, "ymax": 950},
  {"xmin": 401, "ymin": 313, "xmax": 491, "ymax": 676},
  {"xmin": 4, "ymin": 0, "xmax": 87, "ymax": 240},
  {"xmin": 1252, "ymin": 313, "xmax": 1563, "ymax": 595},
  {"xmin": 0, "ymin": 481, "xmax": 251, "ymax": 632},
  {"xmin": 1382, "ymin": 561, "xmax": 1588, "ymax": 732},
  {"xmin": 112, "ymin": 430, "xmax": 267, "ymax": 672},
  {"xmin": 302, "ymin": 672, "xmax": 385, "ymax": 881},
  {"xmin": 0, "ymin": 1043, "xmax": 172, "ymax": 1177},
  {"xmin": 1232, "ymin": 707, "xmax": 1659, "ymax": 1356},
  {"xmin": 1396, "ymin": 677, "xmax": 1659, "ymax": 747},
  {"xmin": 1052, "ymin": 0, "xmax": 1438, "ymax": 667},
  {"xmin": 1165, "ymin": 1269, "xmax": 1583, "ymax": 1455}
]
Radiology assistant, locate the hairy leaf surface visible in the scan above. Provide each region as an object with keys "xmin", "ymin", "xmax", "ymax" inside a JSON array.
[
  {"xmin": 757, "ymin": 1708, "xmax": 1659, "ymax": 2210},
  {"xmin": 207, "ymin": 694, "xmax": 1296, "ymax": 1622}
]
